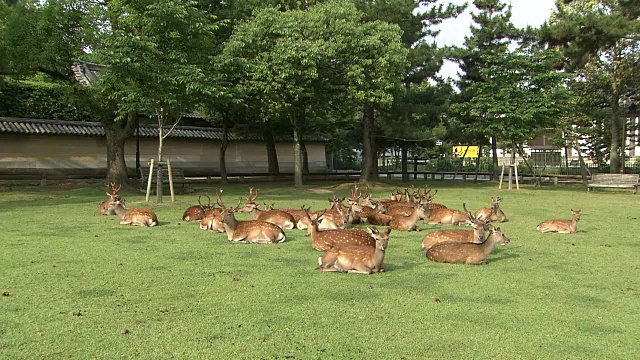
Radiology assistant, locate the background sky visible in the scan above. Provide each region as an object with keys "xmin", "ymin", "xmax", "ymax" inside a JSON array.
[{"xmin": 431, "ymin": 0, "xmax": 557, "ymax": 79}]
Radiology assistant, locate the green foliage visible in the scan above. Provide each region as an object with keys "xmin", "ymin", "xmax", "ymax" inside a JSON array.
[
  {"xmin": 101, "ymin": 0, "xmax": 220, "ymax": 122},
  {"xmin": 2, "ymin": 183, "xmax": 640, "ymax": 358},
  {"xmin": 0, "ymin": 80, "xmax": 95, "ymax": 120},
  {"xmin": 454, "ymin": 46, "xmax": 571, "ymax": 143}
]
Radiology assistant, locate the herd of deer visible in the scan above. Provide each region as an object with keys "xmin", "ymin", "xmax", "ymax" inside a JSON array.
[{"xmin": 98, "ymin": 182, "xmax": 581, "ymax": 274}]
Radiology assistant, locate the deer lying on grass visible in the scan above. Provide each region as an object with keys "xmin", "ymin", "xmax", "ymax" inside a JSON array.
[
  {"xmin": 316, "ymin": 227, "xmax": 391, "ymax": 274},
  {"xmin": 421, "ymin": 211, "xmax": 492, "ymax": 252},
  {"xmin": 426, "ymin": 225, "xmax": 510, "ymax": 265},
  {"xmin": 217, "ymin": 191, "xmax": 285, "ymax": 244},
  {"xmin": 303, "ymin": 208, "xmax": 390, "ymax": 251},
  {"xmin": 183, "ymin": 195, "xmax": 213, "ymax": 222},
  {"xmin": 297, "ymin": 206, "xmax": 345, "ymax": 230},
  {"xmin": 99, "ymin": 183, "xmax": 123, "ymax": 215},
  {"xmin": 537, "ymin": 209, "xmax": 581, "ymax": 233},
  {"xmin": 426, "ymin": 203, "xmax": 473, "ymax": 226},
  {"xmin": 475, "ymin": 197, "xmax": 507, "ymax": 222},
  {"xmin": 237, "ymin": 188, "xmax": 296, "ymax": 230},
  {"xmin": 389, "ymin": 204, "xmax": 429, "ymax": 231},
  {"xmin": 105, "ymin": 200, "xmax": 158, "ymax": 227}
]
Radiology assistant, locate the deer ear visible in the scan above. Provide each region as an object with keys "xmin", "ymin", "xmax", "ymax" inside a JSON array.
[{"xmin": 385, "ymin": 227, "xmax": 392, "ymax": 235}]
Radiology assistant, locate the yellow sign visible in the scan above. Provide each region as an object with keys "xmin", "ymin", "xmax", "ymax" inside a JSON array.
[{"xmin": 452, "ymin": 146, "xmax": 479, "ymax": 158}]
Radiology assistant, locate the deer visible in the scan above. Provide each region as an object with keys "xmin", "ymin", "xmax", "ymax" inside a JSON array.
[
  {"xmin": 426, "ymin": 225, "xmax": 510, "ymax": 265},
  {"xmin": 426, "ymin": 203, "xmax": 473, "ymax": 226},
  {"xmin": 475, "ymin": 197, "xmax": 507, "ymax": 222},
  {"xmin": 367, "ymin": 212, "xmax": 392, "ymax": 226},
  {"xmin": 421, "ymin": 210, "xmax": 492, "ymax": 252},
  {"xmin": 182, "ymin": 195, "xmax": 213, "ymax": 222},
  {"xmin": 316, "ymin": 228, "xmax": 391, "ymax": 274},
  {"xmin": 297, "ymin": 206, "xmax": 345, "ymax": 231},
  {"xmin": 217, "ymin": 191, "xmax": 286, "ymax": 244},
  {"xmin": 537, "ymin": 209, "xmax": 581, "ymax": 233},
  {"xmin": 104, "ymin": 200, "xmax": 158, "ymax": 227},
  {"xmin": 99, "ymin": 183, "xmax": 123, "ymax": 215},
  {"xmin": 237, "ymin": 188, "xmax": 296, "ymax": 230},
  {"xmin": 389, "ymin": 203, "xmax": 429, "ymax": 231},
  {"xmin": 303, "ymin": 208, "xmax": 389, "ymax": 251}
]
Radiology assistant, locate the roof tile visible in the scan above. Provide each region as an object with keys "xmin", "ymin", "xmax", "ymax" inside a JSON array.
[{"xmin": 0, "ymin": 117, "xmax": 330, "ymax": 142}]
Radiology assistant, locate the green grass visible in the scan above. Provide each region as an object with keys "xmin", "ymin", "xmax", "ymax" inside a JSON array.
[{"xmin": 1, "ymin": 181, "xmax": 639, "ymax": 359}]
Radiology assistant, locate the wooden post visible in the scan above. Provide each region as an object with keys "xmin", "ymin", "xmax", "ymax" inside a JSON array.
[
  {"xmin": 145, "ymin": 159, "xmax": 154, "ymax": 202},
  {"xmin": 167, "ymin": 159, "xmax": 175, "ymax": 202},
  {"xmin": 498, "ymin": 164, "xmax": 505, "ymax": 190},
  {"xmin": 514, "ymin": 163, "xmax": 520, "ymax": 190}
]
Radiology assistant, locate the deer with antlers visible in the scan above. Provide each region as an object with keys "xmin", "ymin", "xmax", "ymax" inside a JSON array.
[
  {"xmin": 421, "ymin": 210, "xmax": 492, "ymax": 252},
  {"xmin": 537, "ymin": 209, "xmax": 581, "ymax": 233},
  {"xmin": 316, "ymin": 227, "xmax": 391, "ymax": 274},
  {"xmin": 426, "ymin": 225, "xmax": 510, "ymax": 265},
  {"xmin": 183, "ymin": 195, "xmax": 214, "ymax": 222},
  {"xmin": 303, "ymin": 207, "xmax": 390, "ymax": 251},
  {"xmin": 236, "ymin": 188, "xmax": 296, "ymax": 230},
  {"xmin": 426, "ymin": 203, "xmax": 473, "ymax": 226},
  {"xmin": 217, "ymin": 190, "xmax": 285, "ymax": 244},
  {"xmin": 475, "ymin": 197, "xmax": 507, "ymax": 223},
  {"xmin": 99, "ymin": 183, "xmax": 123, "ymax": 215},
  {"xmin": 104, "ymin": 200, "xmax": 158, "ymax": 227}
]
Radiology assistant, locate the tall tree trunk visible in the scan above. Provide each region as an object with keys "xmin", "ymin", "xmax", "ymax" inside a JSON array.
[
  {"xmin": 220, "ymin": 119, "xmax": 229, "ymax": 184},
  {"xmin": 103, "ymin": 113, "xmax": 135, "ymax": 185},
  {"xmin": 401, "ymin": 142, "xmax": 409, "ymax": 182},
  {"xmin": 293, "ymin": 109, "xmax": 304, "ymax": 187},
  {"xmin": 491, "ymin": 136, "xmax": 499, "ymax": 180},
  {"xmin": 263, "ymin": 122, "xmax": 279, "ymax": 175},
  {"xmin": 302, "ymin": 141, "xmax": 309, "ymax": 174},
  {"xmin": 156, "ymin": 115, "xmax": 164, "ymax": 203},
  {"xmin": 359, "ymin": 103, "xmax": 376, "ymax": 182},
  {"xmin": 610, "ymin": 99, "xmax": 621, "ymax": 173}
]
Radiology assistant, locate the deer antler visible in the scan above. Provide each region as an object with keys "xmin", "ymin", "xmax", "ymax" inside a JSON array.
[
  {"xmin": 216, "ymin": 189, "xmax": 225, "ymax": 209},
  {"xmin": 246, "ymin": 187, "xmax": 259, "ymax": 203},
  {"xmin": 206, "ymin": 195, "xmax": 212, "ymax": 208}
]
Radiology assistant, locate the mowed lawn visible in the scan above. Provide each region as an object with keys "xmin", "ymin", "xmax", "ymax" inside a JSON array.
[{"xmin": 1, "ymin": 180, "xmax": 639, "ymax": 359}]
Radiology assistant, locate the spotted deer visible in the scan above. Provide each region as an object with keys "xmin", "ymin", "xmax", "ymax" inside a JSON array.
[
  {"xmin": 183, "ymin": 195, "xmax": 212, "ymax": 222},
  {"xmin": 237, "ymin": 188, "xmax": 296, "ymax": 230},
  {"xmin": 316, "ymin": 227, "xmax": 391, "ymax": 274},
  {"xmin": 389, "ymin": 204, "xmax": 429, "ymax": 231},
  {"xmin": 426, "ymin": 225, "xmax": 510, "ymax": 265},
  {"xmin": 421, "ymin": 211, "xmax": 492, "ymax": 252},
  {"xmin": 99, "ymin": 183, "xmax": 122, "ymax": 215},
  {"xmin": 475, "ymin": 197, "xmax": 507, "ymax": 222},
  {"xmin": 303, "ymin": 208, "xmax": 389, "ymax": 251},
  {"xmin": 426, "ymin": 203, "xmax": 473, "ymax": 226},
  {"xmin": 105, "ymin": 200, "xmax": 158, "ymax": 227},
  {"xmin": 217, "ymin": 191, "xmax": 285, "ymax": 244},
  {"xmin": 537, "ymin": 209, "xmax": 581, "ymax": 233}
]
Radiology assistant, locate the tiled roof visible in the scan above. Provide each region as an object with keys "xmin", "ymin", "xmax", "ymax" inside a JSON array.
[{"xmin": 0, "ymin": 117, "xmax": 329, "ymax": 142}]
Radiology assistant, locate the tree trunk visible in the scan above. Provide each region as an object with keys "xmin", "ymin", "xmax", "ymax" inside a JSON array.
[
  {"xmin": 302, "ymin": 141, "xmax": 309, "ymax": 174},
  {"xmin": 359, "ymin": 103, "xmax": 376, "ymax": 182},
  {"xmin": 491, "ymin": 136, "xmax": 499, "ymax": 180},
  {"xmin": 220, "ymin": 120, "xmax": 229, "ymax": 184},
  {"xmin": 156, "ymin": 112, "xmax": 164, "ymax": 203},
  {"xmin": 610, "ymin": 102, "xmax": 621, "ymax": 173},
  {"xmin": 293, "ymin": 110, "xmax": 304, "ymax": 187},
  {"xmin": 103, "ymin": 113, "xmax": 135, "ymax": 185},
  {"xmin": 401, "ymin": 142, "xmax": 409, "ymax": 182},
  {"xmin": 263, "ymin": 122, "xmax": 279, "ymax": 175}
]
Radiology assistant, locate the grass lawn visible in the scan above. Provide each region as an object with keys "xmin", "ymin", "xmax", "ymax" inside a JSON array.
[{"xmin": 1, "ymin": 180, "xmax": 639, "ymax": 359}]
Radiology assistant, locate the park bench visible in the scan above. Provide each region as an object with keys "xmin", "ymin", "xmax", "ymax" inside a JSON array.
[{"xmin": 587, "ymin": 173, "xmax": 639, "ymax": 194}]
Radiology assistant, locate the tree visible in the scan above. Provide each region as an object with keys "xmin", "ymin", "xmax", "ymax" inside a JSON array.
[
  {"xmin": 101, "ymin": 0, "xmax": 219, "ymax": 201},
  {"xmin": 450, "ymin": 0, "xmax": 521, "ymax": 179},
  {"xmin": 540, "ymin": 0, "xmax": 640, "ymax": 173},
  {"xmin": 356, "ymin": 0, "xmax": 465, "ymax": 182},
  {"xmin": 225, "ymin": 0, "xmax": 407, "ymax": 187}
]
